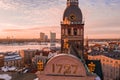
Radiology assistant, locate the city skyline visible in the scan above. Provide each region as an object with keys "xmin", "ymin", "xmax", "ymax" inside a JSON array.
[{"xmin": 0, "ymin": 0, "xmax": 120, "ymax": 39}]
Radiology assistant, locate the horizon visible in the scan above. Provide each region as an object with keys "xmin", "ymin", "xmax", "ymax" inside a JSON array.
[
  {"xmin": 0, "ymin": 37, "xmax": 120, "ymax": 40},
  {"xmin": 0, "ymin": 0, "xmax": 120, "ymax": 39}
]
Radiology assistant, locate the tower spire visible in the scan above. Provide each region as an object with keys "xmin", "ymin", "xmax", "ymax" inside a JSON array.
[{"xmin": 67, "ymin": 0, "xmax": 79, "ymax": 6}]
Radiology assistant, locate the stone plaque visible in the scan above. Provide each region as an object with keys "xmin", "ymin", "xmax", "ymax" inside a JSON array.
[
  {"xmin": 36, "ymin": 54, "xmax": 97, "ymax": 80},
  {"xmin": 44, "ymin": 54, "xmax": 86, "ymax": 77}
]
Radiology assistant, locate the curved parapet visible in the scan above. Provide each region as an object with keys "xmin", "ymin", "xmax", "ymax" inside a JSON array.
[
  {"xmin": 36, "ymin": 54, "xmax": 97, "ymax": 80},
  {"xmin": 45, "ymin": 54, "xmax": 87, "ymax": 77}
]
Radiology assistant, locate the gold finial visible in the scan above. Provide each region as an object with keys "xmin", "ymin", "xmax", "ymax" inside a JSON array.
[
  {"xmin": 88, "ymin": 62, "xmax": 96, "ymax": 72},
  {"xmin": 37, "ymin": 60, "xmax": 44, "ymax": 71},
  {"xmin": 64, "ymin": 38, "xmax": 69, "ymax": 49},
  {"xmin": 63, "ymin": 38, "xmax": 69, "ymax": 53},
  {"xmin": 64, "ymin": 17, "xmax": 70, "ymax": 24}
]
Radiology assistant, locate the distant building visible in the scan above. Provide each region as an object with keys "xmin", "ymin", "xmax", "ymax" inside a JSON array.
[
  {"xmin": 0, "ymin": 54, "xmax": 4, "ymax": 67},
  {"xmin": 19, "ymin": 49, "xmax": 36, "ymax": 65},
  {"xmin": 85, "ymin": 40, "xmax": 120, "ymax": 80},
  {"xmin": 40, "ymin": 32, "xmax": 45, "ymax": 41},
  {"xmin": 32, "ymin": 49, "xmax": 58, "ymax": 70},
  {"xmin": 4, "ymin": 52, "xmax": 22, "ymax": 67},
  {"xmin": 40, "ymin": 32, "xmax": 48, "ymax": 42},
  {"xmin": 50, "ymin": 32, "xmax": 56, "ymax": 42},
  {"xmin": 44, "ymin": 35, "xmax": 48, "ymax": 41},
  {"xmin": 50, "ymin": 32, "xmax": 56, "ymax": 47},
  {"xmin": 32, "ymin": 50, "xmax": 48, "ymax": 67},
  {"xmin": 88, "ymin": 55, "xmax": 120, "ymax": 80}
]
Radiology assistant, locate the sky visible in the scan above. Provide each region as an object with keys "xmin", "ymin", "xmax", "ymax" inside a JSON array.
[{"xmin": 0, "ymin": 0, "xmax": 120, "ymax": 39}]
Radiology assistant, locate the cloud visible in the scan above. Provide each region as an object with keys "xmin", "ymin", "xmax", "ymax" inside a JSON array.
[
  {"xmin": 0, "ymin": 0, "xmax": 16, "ymax": 10},
  {"xmin": 0, "ymin": 0, "xmax": 65, "ymax": 10},
  {"xmin": 88, "ymin": 29, "xmax": 120, "ymax": 35},
  {"xmin": 3, "ymin": 29, "xmax": 24, "ymax": 32},
  {"xmin": 0, "ymin": 0, "xmax": 65, "ymax": 27},
  {"xmin": 0, "ymin": 0, "xmax": 120, "ymax": 39},
  {"xmin": 3, "ymin": 26, "xmax": 60, "ymax": 32},
  {"xmin": 2, "ymin": 26, "xmax": 61, "ymax": 39}
]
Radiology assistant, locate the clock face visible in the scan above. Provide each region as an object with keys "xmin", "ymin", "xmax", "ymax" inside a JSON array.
[{"xmin": 69, "ymin": 14, "xmax": 76, "ymax": 21}]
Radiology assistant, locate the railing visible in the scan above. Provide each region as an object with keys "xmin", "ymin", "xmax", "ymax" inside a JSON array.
[
  {"xmin": 69, "ymin": 44, "xmax": 89, "ymax": 73},
  {"xmin": 61, "ymin": 21, "xmax": 84, "ymax": 25}
]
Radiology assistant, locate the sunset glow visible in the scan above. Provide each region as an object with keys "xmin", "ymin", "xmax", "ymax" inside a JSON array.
[{"xmin": 0, "ymin": 0, "xmax": 120, "ymax": 39}]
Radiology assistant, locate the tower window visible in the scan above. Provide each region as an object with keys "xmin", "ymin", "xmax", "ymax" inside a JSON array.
[
  {"xmin": 80, "ymin": 29, "xmax": 83, "ymax": 35},
  {"xmin": 74, "ymin": 28, "xmax": 77, "ymax": 35},
  {"xmin": 68, "ymin": 28, "xmax": 71, "ymax": 35},
  {"xmin": 62, "ymin": 29, "xmax": 65, "ymax": 35}
]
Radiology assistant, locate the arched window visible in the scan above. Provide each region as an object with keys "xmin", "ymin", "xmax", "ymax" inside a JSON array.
[
  {"xmin": 68, "ymin": 28, "xmax": 71, "ymax": 35},
  {"xmin": 62, "ymin": 29, "xmax": 65, "ymax": 35},
  {"xmin": 81, "ymin": 29, "xmax": 83, "ymax": 35},
  {"xmin": 74, "ymin": 28, "xmax": 77, "ymax": 35}
]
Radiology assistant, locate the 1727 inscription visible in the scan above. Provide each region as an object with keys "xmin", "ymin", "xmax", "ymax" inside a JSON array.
[{"xmin": 52, "ymin": 64, "xmax": 78, "ymax": 75}]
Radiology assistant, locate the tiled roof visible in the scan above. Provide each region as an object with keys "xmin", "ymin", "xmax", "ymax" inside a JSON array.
[{"xmin": 89, "ymin": 51, "xmax": 120, "ymax": 60}]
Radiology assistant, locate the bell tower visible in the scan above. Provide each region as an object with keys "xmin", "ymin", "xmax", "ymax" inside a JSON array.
[
  {"xmin": 61, "ymin": 0, "xmax": 84, "ymax": 58},
  {"xmin": 67, "ymin": 0, "xmax": 79, "ymax": 6}
]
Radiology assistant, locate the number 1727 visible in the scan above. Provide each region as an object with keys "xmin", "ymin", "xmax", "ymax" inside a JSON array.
[{"xmin": 52, "ymin": 64, "xmax": 78, "ymax": 75}]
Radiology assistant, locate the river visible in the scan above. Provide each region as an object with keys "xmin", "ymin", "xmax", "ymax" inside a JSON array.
[{"xmin": 0, "ymin": 42, "xmax": 61, "ymax": 52}]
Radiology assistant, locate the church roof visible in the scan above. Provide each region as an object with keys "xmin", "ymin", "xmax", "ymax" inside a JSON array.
[{"xmin": 63, "ymin": 5, "xmax": 83, "ymax": 23}]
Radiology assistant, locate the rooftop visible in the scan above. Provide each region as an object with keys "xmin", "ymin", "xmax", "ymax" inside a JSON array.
[
  {"xmin": 4, "ymin": 52, "xmax": 22, "ymax": 61},
  {"xmin": 0, "ymin": 72, "xmax": 36, "ymax": 80},
  {"xmin": 88, "ymin": 50, "xmax": 120, "ymax": 60}
]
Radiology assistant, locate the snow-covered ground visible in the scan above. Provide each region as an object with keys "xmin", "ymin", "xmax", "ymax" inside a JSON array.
[
  {"xmin": 0, "ymin": 74, "xmax": 12, "ymax": 80},
  {"xmin": 1, "ymin": 66, "xmax": 16, "ymax": 72}
]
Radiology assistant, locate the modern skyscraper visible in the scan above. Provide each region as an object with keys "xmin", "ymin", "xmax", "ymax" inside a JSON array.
[
  {"xmin": 40, "ymin": 32, "xmax": 45, "ymax": 41},
  {"xmin": 50, "ymin": 32, "xmax": 56, "ymax": 47}
]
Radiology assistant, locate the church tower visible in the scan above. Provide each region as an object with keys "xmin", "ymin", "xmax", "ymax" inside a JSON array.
[{"xmin": 61, "ymin": 0, "xmax": 84, "ymax": 58}]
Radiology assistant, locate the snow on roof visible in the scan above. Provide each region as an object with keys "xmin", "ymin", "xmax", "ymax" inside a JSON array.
[
  {"xmin": 15, "ymin": 57, "xmax": 22, "ymax": 59},
  {"xmin": 8, "ymin": 66, "xmax": 16, "ymax": 71},
  {"xmin": 1, "ymin": 66, "xmax": 16, "ymax": 72},
  {"xmin": 34, "ymin": 78, "xmax": 38, "ymax": 80},
  {"xmin": 95, "ymin": 76, "xmax": 101, "ymax": 80},
  {"xmin": 1, "ymin": 66, "xmax": 8, "ymax": 72},
  {"xmin": 0, "ymin": 74, "xmax": 12, "ymax": 80},
  {"xmin": 23, "ymin": 69, "xmax": 28, "ymax": 73},
  {"xmin": 4, "ymin": 54, "xmax": 22, "ymax": 61},
  {"xmin": 48, "ymin": 52, "xmax": 57, "ymax": 59}
]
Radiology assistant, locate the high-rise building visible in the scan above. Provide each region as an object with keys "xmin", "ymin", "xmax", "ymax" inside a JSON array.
[
  {"xmin": 50, "ymin": 32, "xmax": 56, "ymax": 42},
  {"xmin": 44, "ymin": 35, "xmax": 48, "ymax": 41},
  {"xmin": 40, "ymin": 32, "xmax": 45, "ymax": 41},
  {"xmin": 61, "ymin": 0, "xmax": 84, "ymax": 58},
  {"xmin": 50, "ymin": 32, "xmax": 56, "ymax": 46}
]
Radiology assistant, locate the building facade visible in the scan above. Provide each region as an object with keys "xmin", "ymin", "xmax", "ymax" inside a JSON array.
[
  {"xmin": 32, "ymin": 50, "xmax": 48, "ymax": 67},
  {"xmin": 19, "ymin": 49, "xmax": 36, "ymax": 65},
  {"xmin": 61, "ymin": 0, "xmax": 84, "ymax": 58},
  {"xmin": 4, "ymin": 52, "xmax": 22, "ymax": 67},
  {"xmin": 0, "ymin": 54, "xmax": 4, "ymax": 67},
  {"xmin": 36, "ymin": 0, "xmax": 99, "ymax": 80},
  {"xmin": 50, "ymin": 32, "xmax": 56, "ymax": 47},
  {"xmin": 40, "ymin": 32, "xmax": 45, "ymax": 41},
  {"xmin": 88, "ymin": 55, "xmax": 120, "ymax": 80}
]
